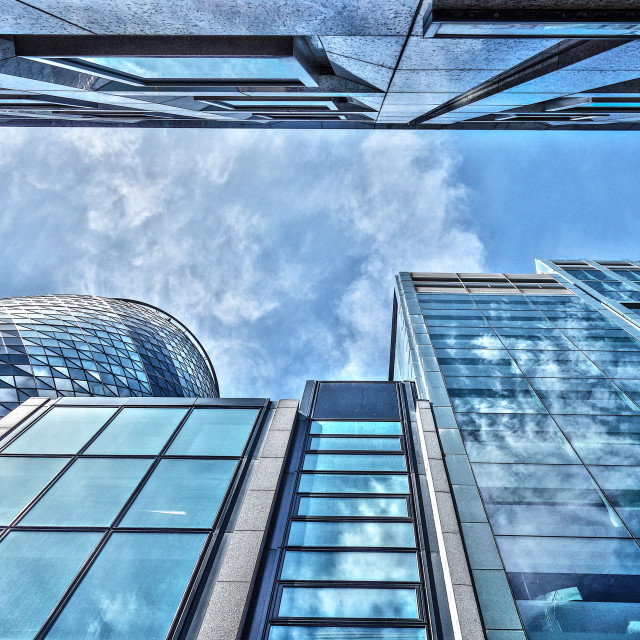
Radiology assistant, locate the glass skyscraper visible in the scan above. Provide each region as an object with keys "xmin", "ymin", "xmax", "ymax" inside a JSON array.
[
  {"xmin": 1, "ymin": 261, "xmax": 640, "ymax": 639},
  {"xmin": 0, "ymin": 294, "xmax": 218, "ymax": 417}
]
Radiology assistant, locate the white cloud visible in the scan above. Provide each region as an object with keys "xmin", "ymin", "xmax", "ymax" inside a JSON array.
[{"xmin": 0, "ymin": 128, "xmax": 484, "ymax": 398}]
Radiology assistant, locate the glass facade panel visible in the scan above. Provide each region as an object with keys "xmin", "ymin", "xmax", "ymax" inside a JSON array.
[
  {"xmin": 428, "ymin": 328, "xmax": 503, "ymax": 349},
  {"xmin": 120, "ymin": 458, "xmax": 237, "ymax": 528},
  {"xmin": 280, "ymin": 551, "xmax": 420, "ymax": 581},
  {"xmin": 167, "ymin": 408, "xmax": 258, "ymax": 456},
  {"xmin": 303, "ymin": 454, "xmax": 406, "ymax": 472},
  {"xmin": 0, "ymin": 457, "xmax": 68, "ymax": 525},
  {"xmin": 278, "ymin": 587, "xmax": 419, "ymax": 619},
  {"xmin": 308, "ymin": 437, "xmax": 401, "ymax": 451},
  {"xmin": 511, "ymin": 349, "xmax": 603, "ymax": 378},
  {"xmin": 298, "ymin": 474, "xmax": 409, "ymax": 494},
  {"xmin": 0, "ymin": 531, "xmax": 101, "ymax": 640},
  {"xmin": 20, "ymin": 458, "xmax": 151, "ymax": 527},
  {"xmin": 288, "ymin": 521, "xmax": 415, "ymax": 547},
  {"xmin": 2, "ymin": 407, "xmax": 116, "ymax": 454},
  {"xmin": 46, "ymin": 532, "xmax": 207, "ymax": 640},
  {"xmin": 85, "ymin": 407, "xmax": 188, "ymax": 455},
  {"xmin": 444, "ymin": 376, "xmax": 545, "ymax": 413},
  {"xmin": 310, "ymin": 421, "xmax": 402, "ymax": 435},
  {"xmin": 584, "ymin": 351, "xmax": 640, "ymax": 378},
  {"xmin": 268, "ymin": 627, "xmax": 426, "ymax": 640},
  {"xmin": 313, "ymin": 383, "xmax": 400, "ymax": 421},
  {"xmin": 589, "ymin": 465, "xmax": 640, "ymax": 536},
  {"xmin": 435, "ymin": 348, "xmax": 521, "ymax": 377},
  {"xmin": 473, "ymin": 463, "xmax": 628, "ymax": 537},
  {"xmin": 297, "ymin": 497, "xmax": 409, "ymax": 517}
]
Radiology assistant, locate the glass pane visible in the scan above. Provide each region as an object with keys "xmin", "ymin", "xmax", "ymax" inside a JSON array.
[
  {"xmin": 303, "ymin": 454, "xmax": 406, "ymax": 472},
  {"xmin": 497, "ymin": 536, "xmax": 640, "ymax": 639},
  {"xmin": 46, "ymin": 532, "xmax": 206, "ymax": 640},
  {"xmin": 288, "ymin": 521, "xmax": 415, "ymax": 547},
  {"xmin": 435, "ymin": 348, "xmax": 520, "ymax": 377},
  {"xmin": 428, "ymin": 327, "xmax": 503, "ymax": 349},
  {"xmin": 85, "ymin": 407, "xmax": 188, "ymax": 455},
  {"xmin": 309, "ymin": 437, "xmax": 401, "ymax": 451},
  {"xmin": 511, "ymin": 349, "xmax": 603, "ymax": 378},
  {"xmin": 583, "ymin": 350, "xmax": 640, "ymax": 378},
  {"xmin": 167, "ymin": 408, "xmax": 257, "ymax": 456},
  {"xmin": 77, "ymin": 56, "xmax": 304, "ymax": 80},
  {"xmin": 473, "ymin": 463, "xmax": 628, "ymax": 537},
  {"xmin": 493, "ymin": 327, "xmax": 574, "ymax": 350},
  {"xmin": 120, "ymin": 459, "xmax": 236, "ymax": 528},
  {"xmin": 21, "ymin": 458, "xmax": 151, "ymax": 527},
  {"xmin": 0, "ymin": 457, "xmax": 68, "ymax": 525},
  {"xmin": 544, "ymin": 311, "xmax": 618, "ymax": 329},
  {"xmin": 444, "ymin": 376, "xmax": 545, "ymax": 413},
  {"xmin": 278, "ymin": 587, "xmax": 419, "ymax": 619},
  {"xmin": 298, "ymin": 474, "xmax": 409, "ymax": 494},
  {"xmin": 530, "ymin": 378, "xmax": 640, "ymax": 414},
  {"xmin": 456, "ymin": 413, "xmax": 578, "ymax": 464},
  {"xmin": 297, "ymin": 497, "xmax": 408, "ymax": 517},
  {"xmin": 589, "ymin": 465, "xmax": 640, "ymax": 537},
  {"xmin": 3, "ymin": 407, "xmax": 116, "ymax": 454},
  {"xmin": 561, "ymin": 329, "xmax": 640, "ymax": 351},
  {"xmin": 281, "ymin": 551, "xmax": 419, "ymax": 581},
  {"xmin": 310, "ymin": 421, "xmax": 402, "ymax": 435},
  {"xmin": 422, "ymin": 310, "xmax": 488, "ymax": 327},
  {"xmin": 313, "ymin": 383, "xmax": 399, "ymax": 421},
  {"xmin": 0, "ymin": 531, "xmax": 101, "ymax": 639},
  {"xmin": 269, "ymin": 628, "xmax": 426, "ymax": 640},
  {"xmin": 554, "ymin": 414, "xmax": 640, "ymax": 465}
]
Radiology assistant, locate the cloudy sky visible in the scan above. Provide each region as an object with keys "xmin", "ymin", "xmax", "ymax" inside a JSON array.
[{"xmin": 1, "ymin": 128, "xmax": 639, "ymax": 399}]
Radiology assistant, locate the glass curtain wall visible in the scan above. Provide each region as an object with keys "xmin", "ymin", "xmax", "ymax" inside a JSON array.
[
  {"xmin": 397, "ymin": 274, "xmax": 640, "ymax": 640},
  {"xmin": 266, "ymin": 382, "xmax": 432, "ymax": 640},
  {"xmin": 0, "ymin": 401, "xmax": 262, "ymax": 640}
]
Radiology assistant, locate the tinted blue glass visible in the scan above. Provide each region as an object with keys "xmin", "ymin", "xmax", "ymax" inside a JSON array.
[
  {"xmin": 510, "ymin": 349, "xmax": 603, "ymax": 378},
  {"xmin": 303, "ymin": 454, "xmax": 406, "ymax": 472},
  {"xmin": 418, "ymin": 294, "xmax": 476, "ymax": 309},
  {"xmin": 497, "ymin": 536, "xmax": 640, "ymax": 640},
  {"xmin": 298, "ymin": 474, "xmax": 409, "ymax": 494},
  {"xmin": 21, "ymin": 458, "xmax": 151, "ymax": 527},
  {"xmin": 444, "ymin": 377, "xmax": 545, "ymax": 413},
  {"xmin": 313, "ymin": 383, "xmax": 399, "ymax": 421},
  {"xmin": 561, "ymin": 329, "xmax": 640, "ymax": 351},
  {"xmin": 473, "ymin": 296, "xmax": 535, "ymax": 310},
  {"xmin": 613, "ymin": 379, "xmax": 640, "ymax": 401},
  {"xmin": 474, "ymin": 463, "xmax": 627, "ymax": 537},
  {"xmin": 3, "ymin": 407, "xmax": 116, "ymax": 454},
  {"xmin": 0, "ymin": 531, "xmax": 101, "ymax": 639},
  {"xmin": 457, "ymin": 412, "xmax": 577, "ymax": 463},
  {"xmin": 494, "ymin": 327, "xmax": 575, "ymax": 350},
  {"xmin": 310, "ymin": 421, "xmax": 402, "ymax": 435},
  {"xmin": 297, "ymin": 497, "xmax": 408, "ymax": 517},
  {"xmin": 268, "ymin": 627, "xmax": 425, "ymax": 640},
  {"xmin": 167, "ymin": 408, "xmax": 257, "ymax": 456},
  {"xmin": 278, "ymin": 587, "xmax": 419, "ymax": 619},
  {"xmin": 120, "ymin": 459, "xmax": 236, "ymax": 528},
  {"xmin": 612, "ymin": 269, "xmax": 640, "ymax": 281},
  {"xmin": 482, "ymin": 310, "xmax": 551, "ymax": 328},
  {"xmin": 281, "ymin": 551, "xmax": 419, "ymax": 581},
  {"xmin": 0, "ymin": 457, "xmax": 68, "ymax": 525},
  {"xmin": 428, "ymin": 328, "xmax": 503, "ymax": 349},
  {"xmin": 85, "ymin": 407, "xmax": 188, "ymax": 455},
  {"xmin": 422, "ymin": 310, "xmax": 488, "ymax": 327},
  {"xmin": 544, "ymin": 311, "xmax": 619, "ymax": 329},
  {"xmin": 564, "ymin": 268, "xmax": 610, "ymax": 281},
  {"xmin": 588, "ymin": 281, "xmax": 635, "ymax": 292},
  {"xmin": 589, "ymin": 466, "xmax": 640, "ymax": 536},
  {"xmin": 46, "ymin": 532, "xmax": 206, "ymax": 640},
  {"xmin": 585, "ymin": 351, "xmax": 640, "ymax": 378},
  {"xmin": 288, "ymin": 521, "xmax": 415, "ymax": 547},
  {"xmin": 529, "ymin": 296, "xmax": 593, "ymax": 311},
  {"xmin": 435, "ymin": 348, "xmax": 520, "ymax": 377},
  {"xmin": 531, "ymin": 378, "xmax": 640, "ymax": 414},
  {"xmin": 309, "ymin": 437, "xmax": 401, "ymax": 451},
  {"xmin": 554, "ymin": 414, "xmax": 640, "ymax": 464}
]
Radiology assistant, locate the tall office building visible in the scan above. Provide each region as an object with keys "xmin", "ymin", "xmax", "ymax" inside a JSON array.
[
  {"xmin": 0, "ymin": 294, "xmax": 218, "ymax": 417},
  {"xmin": 3, "ymin": 3, "xmax": 640, "ymax": 129},
  {"xmin": 1, "ymin": 261, "xmax": 639, "ymax": 639}
]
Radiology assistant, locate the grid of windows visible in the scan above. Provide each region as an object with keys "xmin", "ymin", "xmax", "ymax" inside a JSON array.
[
  {"xmin": 397, "ymin": 278, "xmax": 640, "ymax": 639},
  {"xmin": 0, "ymin": 295, "xmax": 218, "ymax": 417},
  {"xmin": 266, "ymin": 382, "xmax": 431, "ymax": 640},
  {"xmin": 0, "ymin": 402, "xmax": 262, "ymax": 639}
]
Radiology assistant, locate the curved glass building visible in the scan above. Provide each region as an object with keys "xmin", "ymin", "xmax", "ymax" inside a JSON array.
[{"xmin": 0, "ymin": 295, "xmax": 218, "ymax": 417}]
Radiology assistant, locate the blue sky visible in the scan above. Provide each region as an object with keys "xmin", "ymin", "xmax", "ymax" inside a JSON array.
[{"xmin": 0, "ymin": 128, "xmax": 638, "ymax": 399}]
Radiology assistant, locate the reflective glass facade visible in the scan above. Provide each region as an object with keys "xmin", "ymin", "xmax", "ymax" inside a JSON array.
[
  {"xmin": 0, "ymin": 399, "xmax": 265, "ymax": 638},
  {"xmin": 245, "ymin": 381, "xmax": 451, "ymax": 640},
  {"xmin": 393, "ymin": 267, "xmax": 640, "ymax": 639},
  {"xmin": 0, "ymin": 295, "xmax": 218, "ymax": 417}
]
